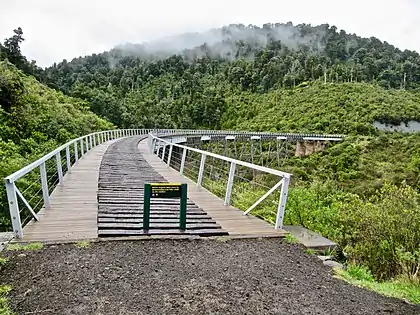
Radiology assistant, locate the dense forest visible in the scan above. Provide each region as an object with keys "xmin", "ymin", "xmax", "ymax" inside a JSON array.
[
  {"xmin": 0, "ymin": 22, "xmax": 419, "ymax": 293},
  {"xmin": 0, "ymin": 30, "xmax": 113, "ymax": 228}
]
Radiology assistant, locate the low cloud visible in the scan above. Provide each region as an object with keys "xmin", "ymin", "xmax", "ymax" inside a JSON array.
[{"xmin": 0, "ymin": 0, "xmax": 419, "ymax": 67}]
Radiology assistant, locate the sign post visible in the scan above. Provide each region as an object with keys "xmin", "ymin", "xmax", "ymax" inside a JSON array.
[{"xmin": 143, "ymin": 183, "xmax": 188, "ymax": 231}]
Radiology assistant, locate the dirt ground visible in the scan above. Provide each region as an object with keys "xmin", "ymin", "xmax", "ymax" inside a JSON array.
[{"xmin": 0, "ymin": 238, "xmax": 418, "ymax": 315}]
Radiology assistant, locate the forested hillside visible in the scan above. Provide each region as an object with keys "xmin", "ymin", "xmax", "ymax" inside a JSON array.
[
  {"xmin": 0, "ymin": 61, "xmax": 113, "ymax": 228},
  {"xmin": 1, "ymin": 23, "xmax": 419, "ymax": 295},
  {"xmin": 40, "ymin": 23, "xmax": 420, "ymax": 130}
]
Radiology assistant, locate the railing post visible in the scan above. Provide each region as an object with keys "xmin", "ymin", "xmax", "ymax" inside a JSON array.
[
  {"xmin": 56, "ymin": 152, "xmax": 64, "ymax": 185},
  {"xmin": 275, "ymin": 176, "xmax": 290, "ymax": 230},
  {"xmin": 160, "ymin": 144, "xmax": 165, "ymax": 160},
  {"xmin": 65, "ymin": 145, "xmax": 71, "ymax": 173},
  {"xmin": 89, "ymin": 135, "xmax": 93, "ymax": 149},
  {"xmin": 80, "ymin": 139, "xmax": 84, "ymax": 156},
  {"xmin": 85, "ymin": 137, "xmax": 89, "ymax": 152},
  {"xmin": 93, "ymin": 134, "xmax": 96, "ymax": 147},
  {"xmin": 197, "ymin": 154, "xmax": 206, "ymax": 187},
  {"xmin": 74, "ymin": 142, "xmax": 78, "ymax": 162},
  {"xmin": 40, "ymin": 162, "xmax": 50, "ymax": 209},
  {"xmin": 180, "ymin": 148, "xmax": 187, "ymax": 175},
  {"xmin": 224, "ymin": 162, "xmax": 236, "ymax": 206},
  {"xmin": 5, "ymin": 180, "xmax": 23, "ymax": 238},
  {"xmin": 167, "ymin": 144, "xmax": 173, "ymax": 167},
  {"xmin": 162, "ymin": 143, "xmax": 168, "ymax": 162}
]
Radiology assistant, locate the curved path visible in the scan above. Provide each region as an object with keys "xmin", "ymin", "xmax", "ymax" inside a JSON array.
[{"xmin": 15, "ymin": 136, "xmax": 284, "ymax": 242}]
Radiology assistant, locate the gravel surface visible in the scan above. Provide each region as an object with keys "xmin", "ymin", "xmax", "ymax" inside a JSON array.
[{"xmin": 0, "ymin": 238, "xmax": 418, "ymax": 315}]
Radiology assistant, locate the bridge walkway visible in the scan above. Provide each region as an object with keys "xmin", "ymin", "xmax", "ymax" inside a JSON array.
[
  {"xmin": 14, "ymin": 140, "xmax": 118, "ymax": 243},
  {"xmin": 15, "ymin": 136, "xmax": 285, "ymax": 242}
]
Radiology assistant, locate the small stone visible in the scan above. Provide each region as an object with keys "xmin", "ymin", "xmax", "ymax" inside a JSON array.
[{"xmin": 323, "ymin": 260, "xmax": 343, "ymax": 269}]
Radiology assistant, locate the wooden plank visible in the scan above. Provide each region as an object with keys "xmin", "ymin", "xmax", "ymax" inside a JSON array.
[
  {"xmin": 98, "ymin": 214, "xmax": 212, "ymax": 219},
  {"xmin": 98, "ymin": 229, "xmax": 228, "ymax": 237},
  {"xmin": 98, "ymin": 223, "xmax": 222, "ymax": 229},
  {"xmin": 98, "ymin": 218, "xmax": 216, "ymax": 223}
]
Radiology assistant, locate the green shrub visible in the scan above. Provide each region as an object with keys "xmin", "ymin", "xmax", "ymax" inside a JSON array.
[
  {"xmin": 286, "ymin": 180, "xmax": 420, "ymax": 280},
  {"xmin": 340, "ymin": 182, "xmax": 420, "ymax": 280},
  {"xmin": 0, "ymin": 285, "xmax": 13, "ymax": 315},
  {"xmin": 346, "ymin": 265, "xmax": 375, "ymax": 282},
  {"xmin": 336, "ymin": 265, "xmax": 420, "ymax": 304}
]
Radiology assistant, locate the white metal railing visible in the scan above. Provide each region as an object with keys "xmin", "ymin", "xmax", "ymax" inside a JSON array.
[
  {"xmin": 4, "ymin": 128, "xmax": 161, "ymax": 238},
  {"xmin": 148, "ymin": 133, "xmax": 292, "ymax": 230},
  {"xmin": 4, "ymin": 127, "xmax": 341, "ymax": 239}
]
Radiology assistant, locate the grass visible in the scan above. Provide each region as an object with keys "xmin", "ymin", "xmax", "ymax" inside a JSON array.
[
  {"xmin": 305, "ymin": 248, "xmax": 316, "ymax": 255},
  {"xmin": 213, "ymin": 236, "xmax": 230, "ymax": 243},
  {"xmin": 284, "ymin": 234, "xmax": 299, "ymax": 244},
  {"xmin": 74, "ymin": 241, "xmax": 91, "ymax": 249},
  {"xmin": 0, "ymin": 258, "xmax": 7, "ymax": 266},
  {"xmin": 335, "ymin": 264, "xmax": 420, "ymax": 304},
  {"xmin": 6, "ymin": 243, "xmax": 43, "ymax": 251},
  {"xmin": 0, "ymin": 285, "xmax": 13, "ymax": 315}
]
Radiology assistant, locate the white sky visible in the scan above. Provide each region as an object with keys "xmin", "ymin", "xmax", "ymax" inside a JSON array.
[{"xmin": 1, "ymin": 0, "xmax": 419, "ymax": 67}]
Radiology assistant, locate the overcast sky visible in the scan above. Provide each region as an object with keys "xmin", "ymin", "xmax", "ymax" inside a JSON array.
[{"xmin": 1, "ymin": 0, "xmax": 419, "ymax": 67}]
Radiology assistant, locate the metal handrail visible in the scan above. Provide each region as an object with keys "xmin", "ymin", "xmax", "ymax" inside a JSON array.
[
  {"xmin": 148, "ymin": 134, "xmax": 292, "ymax": 178},
  {"xmin": 148, "ymin": 133, "xmax": 292, "ymax": 230}
]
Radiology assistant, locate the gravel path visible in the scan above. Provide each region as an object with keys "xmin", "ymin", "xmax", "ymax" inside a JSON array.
[{"xmin": 0, "ymin": 238, "xmax": 418, "ymax": 315}]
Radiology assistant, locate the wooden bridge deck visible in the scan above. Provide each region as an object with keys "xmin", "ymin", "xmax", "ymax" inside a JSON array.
[
  {"xmin": 14, "ymin": 140, "xmax": 117, "ymax": 243},
  {"xmin": 16, "ymin": 137, "xmax": 285, "ymax": 243}
]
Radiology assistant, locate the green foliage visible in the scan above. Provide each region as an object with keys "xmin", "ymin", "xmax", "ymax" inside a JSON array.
[
  {"xmin": 340, "ymin": 183, "xmax": 420, "ymax": 280},
  {"xmin": 305, "ymin": 248, "xmax": 316, "ymax": 255},
  {"xmin": 6, "ymin": 242, "xmax": 43, "ymax": 251},
  {"xmin": 225, "ymin": 83, "xmax": 420, "ymax": 135},
  {"xmin": 284, "ymin": 234, "xmax": 299, "ymax": 244},
  {"xmin": 74, "ymin": 241, "xmax": 91, "ymax": 249},
  {"xmin": 345, "ymin": 265, "xmax": 375, "ymax": 282},
  {"xmin": 213, "ymin": 236, "xmax": 230, "ymax": 243},
  {"xmin": 0, "ymin": 61, "xmax": 113, "ymax": 230},
  {"xmin": 336, "ymin": 265, "xmax": 420, "ymax": 304},
  {"xmin": 286, "ymin": 181, "xmax": 420, "ymax": 280},
  {"xmin": 37, "ymin": 23, "xmax": 420, "ymax": 130},
  {"xmin": 0, "ymin": 258, "xmax": 7, "ymax": 266},
  {"xmin": 0, "ymin": 285, "xmax": 13, "ymax": 315}
]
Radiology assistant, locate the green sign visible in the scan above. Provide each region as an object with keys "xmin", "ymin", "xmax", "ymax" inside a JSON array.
[
  {"xmin": 143, "ymin": 183, "xmax": 188, "ymax": 231},
  {"xmin": 149, "ymin": 183, "xmax": 182, "ymax": 198}
]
